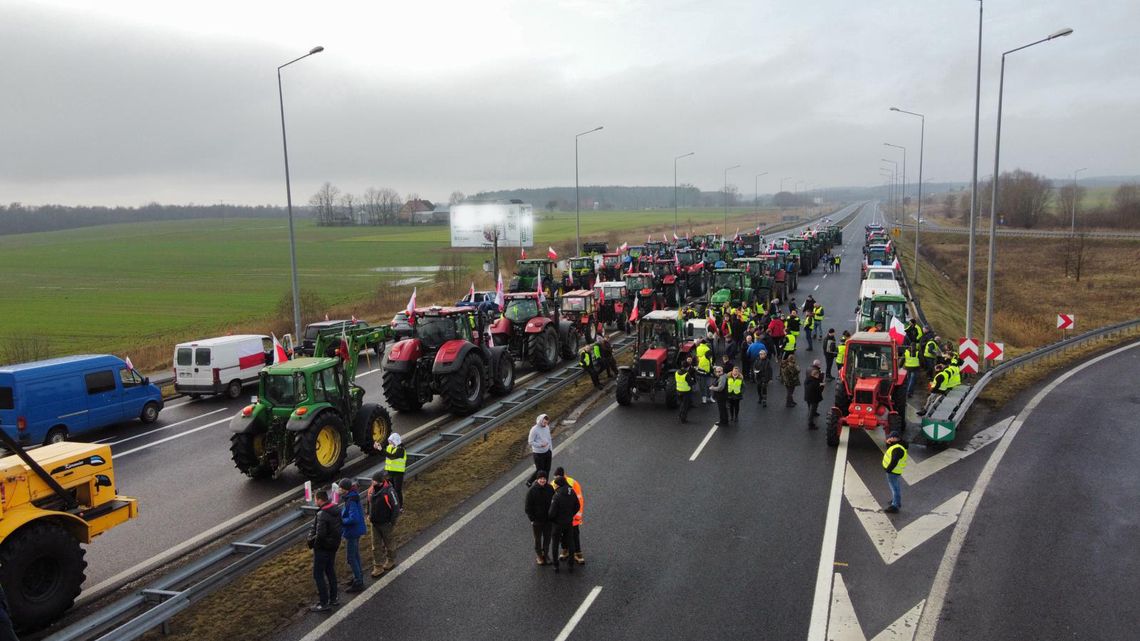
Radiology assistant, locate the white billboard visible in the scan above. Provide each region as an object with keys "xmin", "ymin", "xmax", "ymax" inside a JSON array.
[{"xmin": 450, "ymin": 203, "xmax": 534, "ymax": 248}]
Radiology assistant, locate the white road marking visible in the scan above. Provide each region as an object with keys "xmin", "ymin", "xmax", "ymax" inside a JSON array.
[
  {"xmin": 357, "ymin": 368, "xmax": 380, "ymax": 377},
  {"xmin": 844, "ymin": 462, "xmax": 967, "ymax": 564},
  {"xmin": 688, "ymin": 425, "xmax": 718, "ymax": 461},
  {"xmin": 915, "ymin": 339, "xmax": 1140, "ymax": 641},
  {"xmin": 299, "ymin": 401, "xmax": 621, "ymax": 641},
  {"xmin": 163, "ymin": 399, "xmax": 196, "ymax": 410},
  {"xmin": 554, "ymin": 586, "xmax": 604, "ymax": 641},
  {"xmin": 814, "ymin": 284, "xmax": 820, "ymax": 291},
  {"xmin": 866, "ymin": 417, "xmax": 1013, "ymax": 485},
  {"xmin": 115, "ymin": 417, "xmax": 231, "ymax": 457},
  {"xmin": 806, "ymin": 424, "xmax": 849, "ymax": 641},
  {"xmin": 96, "ymin": 408, "xmax": 228, "ymax": 445},
  {"xmin": 829, "ymin": 572, "xmax": 925, "ymax": 641}
]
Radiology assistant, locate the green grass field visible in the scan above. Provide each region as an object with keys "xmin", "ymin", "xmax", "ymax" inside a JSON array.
[{"xmin": 1, "ymin": 206, "xmax": 814, "ymax": 365}]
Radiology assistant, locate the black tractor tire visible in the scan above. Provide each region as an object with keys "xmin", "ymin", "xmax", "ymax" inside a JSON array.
[
  {"xmin": 43, "ymin": 426, "xmax": 68, "ymax": 446},
  {"xmin": 295, "ymin": 413, "xmax": 348, "ymax": 480},
  {"xmin": 664, "ymin": 376, "xmax": 678, "ymax": 409},
  {"xmin": 0, "ymin": 520, "xmax": 86, "ymax": 632},
  {"xmin": 826, "ymin": 409, "xmax": 841, "ymax": 447},
  {"xmin": 834, "ymin": 384, "xmax": 850, "ymax": 417},
  {"xmin": 139, "ymin": 401, "xmax": 160, "ymax": 424},
  {"xmin": 188, "ymin": 393, "xmax": 202, "ymax": 400},
  {"xmin": 230, "ymin": 432, "xmax": 272, "ymax": 479},
  {"xmin": 491, "ymin": 352, "xmax": 515, "ymax": 395},
  {"xmin": 887, "ymin": 412, "xmax": 905, "ymax": 440},
  {"xmin": 528, "ymin": 326, "xmax": 559, "ymax": 372},
  {"xmin": 352, "ymin": 404, "xmax": 392, "ymax": 455},
  {"xmin": 382, "ymin": 370, "xmax": 423, "ymax": 412},
  {"xmin": 561, "ymin": 328, "xmax": 581, "ymax": 360},
  {"xmin": 443, "ymin": 354, "xmax": 486, "ymax": 415},
  {"xmin": 226, "ymin": 379, "xmax": 244, "ymax": 399},
  {"xmin": 615, "ymin": 371, "xmax": 633, "ymax": 406},
  {"xmin": 585, "ymin": 320, "xmax": 597, "ymax": 343}
]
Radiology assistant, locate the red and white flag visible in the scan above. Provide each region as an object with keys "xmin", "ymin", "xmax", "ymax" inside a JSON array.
[
  {"xmin": 405, "ymin": 287, "xmax": 417, "ymax": 322},
  {"xmin": 339, "ymin": 325, "xmax": 351, "ymax": 362},
  {"xmin": 646, "ymin": 234, "xmax": 651, "ymax": 244},
  {"xmin": 324, "ymin": 314, "xmax": 330, "ymax": 321},
  {"xmin": 495, "ymin": 273, "xmax": 504, "ymax": 311},
  {"xmin": 125, "ymin": 356, "xmax": 135, "ymax": 371},
  {"xmin": 351, "ymin": 315, "xmax": 358, "ymax": 323},
  {"xmin": 271, "ymin": 334, "xmax": 289, "ymax": 364},
  {"xmin": 537, "ymin": 271, "xmax": 546, "ymax": 305},
  {"xmin": 673, "ymin": 232, "xmax": 679, "ymax": 241},
  {"xmin": 674, "ymin": 252, "xmax": 681, "ymax": 268},
  {"xmin": 468, "ymin": 282, "xmax": 476, "ymax": 301},
  {"xmin": 629, "ymin": 294, "xmax": 640, "ymax": 323},
  {"xmin": 547, "ymin": 246, "xmax": 558, "ymax": 260},
  {"xmin": 783, "ymin": 240, "xmax": 790, "ymax": 251},
  {"xmin": 888, "ymin": 315, "xmax": 907, "ymax": 345},
  {"xmin": 627, "ymin": 259, "xmax": 635, "ymax": 274},
  {"xmin": 619, "ymin": 242, "xmax": 629, "ymax": 252},
  {"xmin": 891, "ymin": 256, "xmax": 901, "ymax": 270},
  {"xmin": 663, "ymin": 233, "xmax": 668, "ymax": 243},
  {"xmin": 521, "ymin": 247, "xmax": 527, "ymax": 260}
]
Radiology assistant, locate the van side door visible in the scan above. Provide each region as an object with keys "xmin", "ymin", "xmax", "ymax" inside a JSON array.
[{"xmin": 84, "ymin": 369, "xmax": 124, "ymax": 426}]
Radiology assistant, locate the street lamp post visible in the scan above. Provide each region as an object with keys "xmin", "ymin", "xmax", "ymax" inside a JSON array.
[
  {"xmin": 575, "ymin": 126, "xmax": 604, "ymax": 256},
  {"xmin": 724, "ymin": 164, "xmax": 741, "ymax": 236},
  {"xmin": 278, "ymin": 45, "xmax": 324, "ymax": 342},
  {"xmin": 983, "ymin": 27, "xmax": 1074, "ymax": 350},
  {"xmin": 1071, "ymin": 167, "xmax": 1087, "ymax": 235},
  {"xmin": 884, "ymin": 143, "xmax": 907, "ymax": 221},
  {"xmin": 674, "ymin": 152, "xmax": 695, "ymax": 237},
  {"xmin": 754, "ymin": 172, "xmax": 768, "ymax": 229},
  {"xmin": 966, "ymin": 0, "xmax": 984, "ymax": 340},
  {"xmin": 891, "ymin": 107, "xmax": 926, "ymax": 284},
  {"xmin": 881, "ymin": 159, "xmax": 897, "ymax": 221}
]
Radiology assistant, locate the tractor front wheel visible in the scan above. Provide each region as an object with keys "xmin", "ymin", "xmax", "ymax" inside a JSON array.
[
  {"xmin": 826, "ymin": 409, "xmax": 842, "ymax": 447},
  {"xmin": 352, "ymin": 404, "xmax": 392, "ymax": 455},
  {"xmin": 230, "ymin": 432, "xmax": 272, "ymax": 479},
  {"xmin": 296, "ymin": 414, "xmax": 348, "ymax": 480},
  {"xmin": 443, "ymin": 354, "xmax": 486, "ymax": 415},
  {"xmin": 491, "ymin": 352, "xmax": 515, "ymax": 395},
  {"xmin": 615, "ymin": 371, "xmax": 633, "ymax": 406},
  {"xmin": 382, "ymin": 370, "xmax": 423, "ymax": 412},
  {"xmin": 529, "ymin": 326, "xmax": 559, "ymax": 372},
  {"xmin": 664, "ymin": 376, "xmax": 678, "ymax": 409},
  {"xmin": 0, "ymin": 521, "xmax": 86, "ymax": 632}
]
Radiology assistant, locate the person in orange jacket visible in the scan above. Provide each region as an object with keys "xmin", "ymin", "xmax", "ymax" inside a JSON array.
[{"xmin": 552, "ymin": 467, "xmax": 586, "ymax": 565}]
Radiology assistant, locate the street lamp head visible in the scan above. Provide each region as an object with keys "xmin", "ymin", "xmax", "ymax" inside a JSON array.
[
  {"xmin": 309, "ymin": 46, "xmax": 325, "ymax": 54},
  {"xmin": 1049, "ymin": 28, "xmax": 1074, "ymax": 39},
  {"xmin": 889, "ymin": 107, "xmax": 900, "ymax": 112}
]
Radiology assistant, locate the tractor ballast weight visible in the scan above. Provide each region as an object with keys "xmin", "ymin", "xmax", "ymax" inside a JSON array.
[{"xmin": 825, "ymin": 332, "xmax": 908, "ymax": 447}]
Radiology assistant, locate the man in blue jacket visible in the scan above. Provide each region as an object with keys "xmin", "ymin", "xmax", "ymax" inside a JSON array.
[{"xmin": 338, "ymin": 478, "xmax": 368, "ymax": 593}]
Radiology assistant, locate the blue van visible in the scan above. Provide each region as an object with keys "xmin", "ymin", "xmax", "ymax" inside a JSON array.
[{"xmin": 0, "ymin": 355, "xmax": 164, "ymax": 446}]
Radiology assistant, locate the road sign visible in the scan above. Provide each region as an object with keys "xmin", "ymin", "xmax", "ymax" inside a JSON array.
[
  {"xmin": 984, "ymin": 342, "xmax": 1004, "ymax": 361},
  {"xmin": 892, "ymin": 227, "xmax": 901, "ymax": 237},
  {"xmin": 958, "ymin": 338, "xmax": 980, "ymax": 374},
  {"xmin": 1056, "ymin": 313, "xmax": 1075, "ymax": 330}
]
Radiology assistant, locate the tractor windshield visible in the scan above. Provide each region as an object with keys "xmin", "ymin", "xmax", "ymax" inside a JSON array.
[
  {"xmin": 846, "ymin": 343, "xmax": 894, "ymax": 385},
  {"xmin": 598, "ymin": 285, "xmax": 624, "ymax": 300},
  {"xmin": 712, "ymin": 272, "xmax": 742, "ymax": 290},
  {"xmin": 867, "ymin": 249, "xmax": 888, "ymax": 264},
  {"xmin": 570, "ymin": 258, "xmax": 593, "ymax": 272},
  {"xmin": 861, "ymin": 299, "xmax": 907, "ymax": 326},
  {"xmin": 603, "ymin": 255, "xmax": 621, "ymax": 267},
  {"xmin": 504, "ymin": 298, "xmax": 540, "ymax": 322},
  {"xmin": 705, "ymin": 250, "xmax": 724, "ymax": 263},
  {"xmin": 516, "ymin": 263, "xmax": 539, "ymax": 276},
  {"xmin": 416, "ymin": 316, "xmax": 462, "ymax": 349},
  {"xmin": 562, "ymin": 296, "xmax": 587, "ymax": 312},
  {"xmin": 263, "ymin": 371, "xmax": 306, "ymax": 406},
  {"xmin": 639, "ymin": 320, "xmax": 678, "ymax": 350},
  {"xmin": 625, "ymin": 275, "xmax": 653, "ymax": 291},
  {"xmin": 677, "ymin": 252, "xmax": 697, "ymax": 266}
]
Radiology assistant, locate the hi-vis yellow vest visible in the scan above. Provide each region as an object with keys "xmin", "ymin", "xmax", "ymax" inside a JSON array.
[{"xmin": 675, "ymin": 370, "xmax": 691, "ymax": 392}]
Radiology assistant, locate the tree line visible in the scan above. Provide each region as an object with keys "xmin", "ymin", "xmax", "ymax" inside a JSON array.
[
  {"xmin": 936, "ymin": 171, "xmax": 1140, "ymax": 229},
  {"xmin": 0, "ymin": 202, "xmax": 288, "ymax": 236}
]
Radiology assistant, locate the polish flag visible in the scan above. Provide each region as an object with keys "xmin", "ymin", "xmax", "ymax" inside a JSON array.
[
  {"xmin": 706, "ymin": 308, "xmax": 718, "ymax": 335},
  {"xmin": 468, "ymin": 282, "xmax": 476, "ymax": 301},
  {"xmin": 351, "ymin": 315, "xmax": 358, "ymax": 324},
  {"xmin": 646, "ymin": 234, "xmax": 651, "ymax": 244},
  {"xmin": 495, "ymin": 273, "xmax": 505, "ymax": 311},
  {"xmin": 125, "ymin": 356, "xmax": 135, "ymax": 371},
  {"xmin": 892, "ymin": 256, "xmax": 901, "ymax": 271},
  {"xmin": 783, "ymin": 240, "xmax": 790, "ymax": 251},
  {"xmin": 537, "ymin": 271, "xmax": 546, "ymax": 304},
  {"xmin": 521, "ymin": 247, "xmax": 527, "ymax": 260},
  {"xmin": 888, "ymin": 315, "xmax": 907, "ymax": 345},
  {"xmin": 629, "ymin": 294, "xmax": 641, "ymax": 323},
  {"xmin": 547, "ymin": 246, "xmax": 558, "ymax": 260},
  {"xmin": 674, "ymin": 252, "xmax": 681, "ymax": 268},
  {"xmin": 596, "ymin": 285, "xmax": 604, "ymax": 306},
  {"xmin": 673, "ymin": 232, "xmax": 679, "ymax": 241},
  {"xmin": 619, "ymin": 242, "xmax": 629, "ymax": 252},
  {"xmin": 405, "ymin": 287, "xmax": 417, "ymax": 323},
  {"xmin": 627, "ymin": 259, "xmax": 635, "ymax": 274},
  {"xmin": 663, "ymin": 233, "xmax": 669, "ymax": 243},
  {"xmin": 324, "ymin": 314, "xmax": 330, "ymax": 321},
  {"xmin": 338, "ymin": 325, "xmax": 351, "ymax": 363},
  {"xmin": 271, "ymin": 334, "xmax": 289, "ymax": 364}
]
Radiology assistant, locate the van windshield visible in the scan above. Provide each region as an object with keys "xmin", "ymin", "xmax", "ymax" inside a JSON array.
[{"xmin": 176, "ymin": 348, "xmax": 192, "ymax": 366}]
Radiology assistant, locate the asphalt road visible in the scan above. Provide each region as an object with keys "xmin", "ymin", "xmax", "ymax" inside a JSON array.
[
  {"xmin": 931, "ymin": 343, "xmax": 1140, "ymax": 640},
  {"xmin": 269, "ymin": 204, "xmax": 875, "ymax": 641}
]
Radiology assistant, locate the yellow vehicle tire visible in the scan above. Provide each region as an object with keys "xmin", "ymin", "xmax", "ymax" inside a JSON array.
[
  {"xmin": 230, "ymin": 432, "xmax": 272, "ymax": 479},
  {"xmin": 0, "ymin": 520, "xmax": 86, "ymax": 631},
  {"xmin": 351, "ymin": 404, "xmax": 391, "ymax": 456},
  {"xmin": 295, "ymin": 414, "xmax": 347, "ymax": 480}
]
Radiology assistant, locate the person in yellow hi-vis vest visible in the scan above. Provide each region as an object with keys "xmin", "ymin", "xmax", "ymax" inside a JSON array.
[
  {"xmin": 882, "ymin": 432, "xmax": 907, "ymax": 513},
  {"xmin": 385, "ymin": 433, "xmax": 407, "ymax": 508},
  {"xmin": 675, "ymin": 359, "xmax": 697, "ymax": 424},
  {"xmin": 726, "ymin": 366, "xmax": 744, "ymax": 423}
]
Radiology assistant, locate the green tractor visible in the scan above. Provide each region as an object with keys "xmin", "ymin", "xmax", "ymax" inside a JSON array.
[
  {"xmin": 509, "ymin": 258, "xmax": 557, "ymax": 294},
  {"xmin": 229, "ymin": 325, "xmax": 393, "ymax": 480},
  {"xmin": 827, "ymin": 224, "xmax": 843, "ymax": 245},
  {"xmin": 707, "ymin": 268, "xmax": 753, "ymax": 308},
  {"xmin": 733, "ymin": 257, "xmax": 775, "ymax": 310}
]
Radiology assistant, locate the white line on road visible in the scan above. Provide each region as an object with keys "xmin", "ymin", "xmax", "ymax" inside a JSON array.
[
  {"xmin": 98, "ymin": 408, "xmax": 228, "ymax": 446},
  {"xmin": 299, "ymin": 401, "xmax": 620, "ymax": 641},
  {"xmin": 814, "ymin": 284, "xmax": 820, "ymax": 291},
  {"xmin": 115, "ymin": 417, "xmax": 231, "ymax": 457},
  {"xmin": 163, "ymin": 399, "xmax": 196, "ymax": 410},
  {"xmin": 555, "ymin": 586, "xmax": 604, "ymax": 641},
  {"xmin": 806, "ymin": 424, "xmax": 849, "ymax": 641},
  {"xmin": 688, "ymin": 425, "xmax": 718, "ymax": 461},
  {"xmin": 915, "ymin": 339, "xmax": 1140, "ymax": 641},
  {"xmin": 357, "ymin": 368, "xmax": 380, "ymax": 377}
]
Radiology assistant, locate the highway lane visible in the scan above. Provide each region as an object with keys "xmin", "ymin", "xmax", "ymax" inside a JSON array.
[
  {"xmin": 276, "ymin": 205, "xmax": 874, "ymax": 641},
  {"xmin": 929, "ymin": 343, "xmax": 1140, "ymax": 641}
]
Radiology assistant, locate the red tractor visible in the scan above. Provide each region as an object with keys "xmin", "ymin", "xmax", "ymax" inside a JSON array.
[
  {"xmin": 674, "ymin": 248, "xmax": 706, "ymax": 297},
  {"xmin": 382, "ymin": 306, "xmax": 515, "ymax": 416},
  {"xmin": 624, "ymin": 272, "xmax": 664, "ymax": 319},
  {"xmin": 490, "ymin": 292, "xmax": 578, "ymax": 371},
  {"xmin": 649, "ymin": 257, "xmax": 684, "ymax": 308},
  {"xmin": 615, "ymin": 310, "xmax": 694, "ymax": 408},
  {"xmin": 826, "ymin": 332, "xmax": 908, "ymax": 447},
  {"xmin": 559, "ymin": 289, "xmax": 599, "ymax": 343},
  {"xmin": 594, "ymin": 280, "xmax": 630, "ymax": 331},
  {"xmin": 599, "ymin": 252, "xmax": 625, "ymax": 281}
]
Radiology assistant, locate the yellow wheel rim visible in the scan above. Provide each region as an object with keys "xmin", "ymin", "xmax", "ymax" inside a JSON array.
[
  {"xmin": 315, "ymin": 426, "xmax": 342, "ymax": 467},
  {"xmin": 371, "ymin": 417, "xmax": 388, "ymax": 444},
  {"xmin": 252, "ymin": 434, "xmax": 266, "ymax": 457}
]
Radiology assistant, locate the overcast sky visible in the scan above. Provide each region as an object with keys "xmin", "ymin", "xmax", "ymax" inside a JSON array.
[{"xmin": 1, "ymin": 0, "xmax": 1137, "ymax": 206}]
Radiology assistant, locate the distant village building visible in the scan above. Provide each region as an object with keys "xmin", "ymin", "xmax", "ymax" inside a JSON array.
[{"xmin": 399, "ymin": 199, "xmax": 435, "ymax": 224}]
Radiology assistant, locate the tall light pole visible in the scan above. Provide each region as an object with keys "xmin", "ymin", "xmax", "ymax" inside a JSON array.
[
  {"xmin": 754, "ymin": 172, "xmax": 768, "ymax": 225},
  {"xmin": 966, "ymin": 0, "xmax": 984, "ymax": 340},
  {"xmin": 574, "ymin": 126, "xmax": 604, "ymax": 256},
  {"xmin": 724, "ymin": 164, "xmax": 741, "ymax": 235},
  {"xmin": 780, "ymin": 176, "xmax": 793, "ymax": 193},
  {"xmin": 884, "ymin": 143, "xmax": 907, "ymax": 219},
  {"xmin": 983, "ymin": 27, "xmax": 1074, "ymax": 350},
  {"xmin": 881, "ymin": 159, "xmax": 897, "ymax": 221},
  {"xmin": 674, "ymin": 152, "xmax": 695, "ymax": 237},
  {"xmin": 278, "ymin": 45, "xmax": 324, "ymax": 342},
  {"xmin": 1071, "ymin": 167, "xmax": 1087, "ymax": 235},
  {"xmin": 891, "ymin": 107, "xmax": 926, "ymax": 284}
]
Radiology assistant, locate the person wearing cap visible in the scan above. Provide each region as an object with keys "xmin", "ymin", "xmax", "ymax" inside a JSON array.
[
  {"xmin": 549, "ymin": 468, "xmax": 584, "ymax": 570},
  {"xmin": 547, "ymin": 472, "xmax": 580, "ymax": 573},
  {"xmin": 526, "ymin": 414, "xmax": 553, "ymax": 487},
  {"xmin": 524, "ymin": 470, "xmax": 554, "ymax": 565},
  {"xmin": 882, "ymin": 433, "xmax": 908, "ymax": 513},
  {"xmin": 366, "ymin": 470, "xmax": 400, "ymax": 577},
  {"xmin": 307, "ymin": 489, "xmax": 342, "ymax": 612},
  {"xmin": 337, "ymin": 478, "xmax": 367, "ymax": 592},
  {"xmin": 384, "ymin": 433, "xmax": 407, "ymax": 508}
]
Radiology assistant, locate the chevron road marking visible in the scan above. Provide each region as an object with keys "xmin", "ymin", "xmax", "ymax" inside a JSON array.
[
  {"xmin": 828, "ymin": 573, "xmax": 925, "ymax": 641},
  {"xmin": 844, "ymin": 463, "xmax": 967, "ymax": 565},
  {"xmin": 866, "ymin": 417, "xmax": 1012, "ymax": 485}
]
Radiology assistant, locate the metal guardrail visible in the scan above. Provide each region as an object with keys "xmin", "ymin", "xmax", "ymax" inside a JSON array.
[
  {"xmin": 897, "ymin": 223, "xmax": 1140, "ymax": 240},
  {"xmin": 47, "ymin": 335, "xmax": 635, "ymax": 641}
]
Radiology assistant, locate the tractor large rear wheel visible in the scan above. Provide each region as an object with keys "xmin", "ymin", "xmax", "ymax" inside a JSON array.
[
  {"xmin": 443, "ymin": 354, "xmax": 486, "ymax": 415},
  {"xmin": 826, "ymin": 409, "xmax": 841, "ymax": 447},
  {"xmin": 491, "ymin": 352, "xmax": 515, "ymax": 395},
  {"xmin": 230, "ymin": 432, "xmax": 272, "ymax": 479},
  {"xmin": 0, "ymin": 521, "xmax": 86, "ymax": 632},
  {"xmin": 529, "ymin": 326, "xmax": 559, "ymax": 371},
  {"xmin": 615, "ymin": 371, "xmax": 633, "ymax": 406},
  {"xmin": 382, "ymin": 370, "xmax": 423, "ymax": 412},
  {"xmin": 664, "ymin": 376, "xmax": 678, "ymax": 409},
  {"xmin": 560, "ymin": 328, "xmax": 581, "ymax": 360},
  {"xmin": 296, "ymin": 414, "xmax": 348, "ymax": 480},
  {"xmin": 352, "ymin": 404, "xmax": 392, "ymax": 455}
]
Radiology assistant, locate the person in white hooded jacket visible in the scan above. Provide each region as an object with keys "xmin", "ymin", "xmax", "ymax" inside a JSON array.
[{"xmin": 526, "ymin": 413, "xmax": 552, "ymax": 487}]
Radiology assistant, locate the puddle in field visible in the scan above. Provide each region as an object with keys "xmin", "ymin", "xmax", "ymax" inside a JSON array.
[
  {"xmin": 370, "ymin": 266, "xmax": 460, "ymax": 273},
  {"xmin": 393, "ymin": 277, "xmax": 432, "ymax": 286}
]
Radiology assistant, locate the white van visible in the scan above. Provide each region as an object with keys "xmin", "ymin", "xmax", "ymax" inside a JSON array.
[
  {"xmin": 857, "ymin": 278, "xmax": 903, "ymax": 302},
  {"xmin": 173, "ymin": 335, "xmax": 272, "ymax": 399}
]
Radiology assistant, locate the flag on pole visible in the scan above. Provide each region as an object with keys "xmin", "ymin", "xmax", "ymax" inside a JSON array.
[
  {"xmin": 324, "ymin": 314, "xmax": 330, "ymax": 321},
  {"xmin": 338, "ymin": 324, "xmax": 351, "ymax": 362},
  {"xmin": 468, "ymin": 282, "xmax": 475, "ymax": 301},
  {"xmin": 521, "ymin": 247, "xmax": 527, "ymax": 260},
  {"xmin": 646, "ymin": 234, "xmax": 651, "ymax": 244},
  {"xmin": 891, "ymin": 256, "xmax": 901, "ymax": 271},
  {"xmin": 271, "ymin": 334, "xmax": 289, "ymax": 364},
  {"xmin": 495, "ymin": 273, "xmax": 504, "ymax": 311},
  {"xmin": 405, "ymin": 287, "xmax": 417, "ymax": 323},
  {"xmin": 597, "ymin": 285, "xmax": 604, "ymax": 306},
  {"xmin": 629, "ymin": 294, "xmax": 640, "ymax": 323},
  {"xmin": 547, "ymin": 246, "xmax": 558, "ymax": 260},
  {"xmin": 673, "ymin": 232, "xmax": 679, "ymax": 241},
  {"xmin": 706, "ymin": 307, "xmax": 718, "ymax": 335},
  {"xmin": 662, "ymin": 233, "xmax": 668, "ymax": 243},
  {"xmin": 351, "ymin": 315, "xmax": 358, "ymax": 323},
  {"xmin": 888, "ymin": 315, "xmax": 907, "ymax": 345},
  {"xmin": 619, "ymin": 242, "xmax": 628, "ymax": 253},
  {"xmin": 125, "ymin": 356, "xmax": 135, "ymax": 371},
  {"xmin": 537, "ymin": 271, "xmax": 546, "ymax": 305}
]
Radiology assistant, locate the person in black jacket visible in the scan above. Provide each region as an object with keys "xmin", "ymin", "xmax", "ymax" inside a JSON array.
[
  {"xmin": 525, "ymin": 470, "xmax": 555, "ymax": 565},
  {"xmin": 367, "ymin": 470, "xmax": 400, "ymax": 578},
  {"xmin": 547, "ymin": 475, "xmax": 580, "ymax": 574},
  {"xmin": 308, "ymin": 490, "xmax": 342, "ymax": 612},
  {"xmin": 804, "ymin": 364, "xmax": 824, "ymax": 430},
  {"xmin": 752, "ymin": 349, "xmax": 773, "ymax": 407}
]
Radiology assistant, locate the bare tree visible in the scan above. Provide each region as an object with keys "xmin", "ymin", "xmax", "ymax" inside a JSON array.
[
  {"xmin": 308, "ymin": 182, "xmax": 340, "ymax": 226},
  {"xmin": 339, "ymin": 193, "xmax": 357, "ymax": 225},
  {"xmin": 992, "ymin": 170, "xmax": 1051, "ymax": 228},
  {"xmin": 942, "ymin": 194, "xmax": 956, "ymax": 218},
  {"xmin": 449, "ymin": 190, "xmax": 466, "ymax": 206},
  {"xmin": 957, "ymin": 193, "xmax": 970, "ymax": 222},
  {"xmin": 362, "ymin": 187, "xmax": 384, "ymax": 225},
  {"xmin": 1113, "ymin": 183, "xmax": 1140, "ymax": 227},
  {"xmin": 378, "ymin": 188, "xmax": 402, "ymax": 224},
  {"xmin": 1057, "ymin": 183, "xmax": 1086, "ymax": 225}
]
